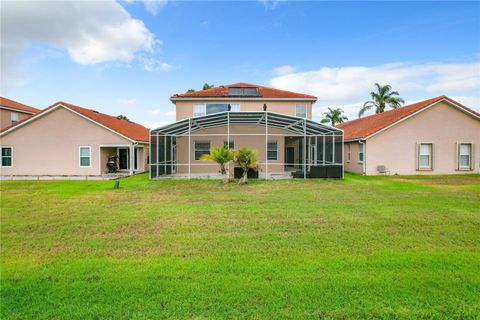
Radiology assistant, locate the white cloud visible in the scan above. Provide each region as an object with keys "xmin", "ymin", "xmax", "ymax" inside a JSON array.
[
  {"xmin": 272, "ymin": 65, "xmax": 296, "ymax": 76},
  {"xmin": 142, "ymin": 0, "xmax": 169, "ymax": 15},
  {"xmin": 269, "ymin": 61, "xmax": 480, "ymax": 120},
  {"xmin": 1, "ymin": 0, "xmax": 157, "ymax": 93},
  {"xmin": 258, "ymin": 0, "xmax": 285, "ymax": 10},
  {"xmin": 140, "ymin": 57, "xmax": 175, "ymax": 72},
  {"xmin": 118, "ymin": 98, "xmax": 137, "ymax": 105}
]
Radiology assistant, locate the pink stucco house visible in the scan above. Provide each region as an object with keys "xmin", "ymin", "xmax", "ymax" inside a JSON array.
[
  {"xmin": 337, "ymin": 96, "xmax": 480, "ymax": 175},
  {"xmin": 0, "ymin": 100, "xmax": 149, "ymax": 179}
]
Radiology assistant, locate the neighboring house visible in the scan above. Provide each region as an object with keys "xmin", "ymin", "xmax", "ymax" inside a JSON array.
[
  {"xmin": 337, "ymin": 96, "xmax": 480, "ymax": 175},
  {"xmin": 0, "ymin": 101, "xmax": 149, "ymax": 178},
  {"xmin": 150, "ymin": 83, "xmax": 344, "ymax": 179},
  {"xmin": 0, "ymin": 96, "xmax": 40, "ymax": 130}
]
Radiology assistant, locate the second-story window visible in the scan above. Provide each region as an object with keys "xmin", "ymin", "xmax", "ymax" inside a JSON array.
[
  {"xmin": 11, "ymin": 112, "xmax": 19, "ymax": 126},
  {"xmin": 193, "ymin": 104, "xmax": 241, "ymax": 117},
  {"xmin": 194, "ymin": 104, "xmax": 206, "ymax": 117},
  {"xmin": 296, "ymin": 104, "xmax": 307, "ymax": 118}
]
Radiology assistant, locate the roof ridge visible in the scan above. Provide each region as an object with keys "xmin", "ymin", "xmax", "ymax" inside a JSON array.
[{"xmin": 338, "ymin": 96, "xmax": 446, "ymax": 126}]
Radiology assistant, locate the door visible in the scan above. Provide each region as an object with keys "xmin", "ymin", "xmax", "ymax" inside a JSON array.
[
  {"xmin": 118, "ymin": 148, "xmax": 129, "ymax": 170},
  {"xmin": 285, "ymin": 147, "xmax": 295, "ymax": 168}
]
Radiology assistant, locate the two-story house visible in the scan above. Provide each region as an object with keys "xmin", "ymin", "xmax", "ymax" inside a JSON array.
[
  {"xmin": 150, "ymin": 83, "xmax": 344, "ymax": 179},
  {"xmin": 0, "ymin": 97, "xmax": 40, "ymax": 130}
]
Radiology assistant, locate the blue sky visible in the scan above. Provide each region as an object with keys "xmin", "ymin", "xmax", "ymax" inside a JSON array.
[{"xmin": 1, "ymin": 0, "xmax": 479, "ymax": 127}]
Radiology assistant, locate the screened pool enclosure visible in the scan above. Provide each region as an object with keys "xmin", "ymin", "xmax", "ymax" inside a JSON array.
[{"xmin": 150, "ymin": 111, "xmax": 344, "ymax": 179}]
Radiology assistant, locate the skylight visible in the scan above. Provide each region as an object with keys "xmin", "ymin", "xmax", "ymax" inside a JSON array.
[{"xmin": 228, "ymin": 87, "xmax": 259, "ymax": 96}]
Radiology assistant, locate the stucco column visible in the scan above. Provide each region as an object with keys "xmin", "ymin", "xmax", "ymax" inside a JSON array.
[{"xmin": 129, "ymin": 144, "xmax": 134, "ymax": 175}]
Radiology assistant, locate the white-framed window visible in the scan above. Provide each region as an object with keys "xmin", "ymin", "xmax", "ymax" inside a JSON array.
[
  {"xmin": 358, "ymin": 143, "xmax": 364, "ymax": 162},
  {"xmin": 295, "ymin": 104, "xmax": 307, "ymax": 118},
  {"xmin": 79, "ymin": 146, "xmax": 91, "ymax": 168},
  {"xmin": 193, "ymin": 103, "xmax": 241, "ymax": 117},
  {"xmin": 11, "ymin": 112, "xmax": 19, "ymax": 126},
  {"xmin": 267, "ymin": 141, "xmax": 278, "ymax": 160},
  {"xmin": 224, "ymin": 140, "xmax": 235, "ymax": 149},
  {"xmin": 1, "ymin": 147, "xmax": 13, "ymax": 167},
  {"xmin": 347, "ymin": 144, "xmax": 351, "ymax": 162},
  {"xmin": 193, "ymin": 104, "xmax": 206, "ymax": 117},
  {"xmin": 418, "ymin": 143, "xmax": 432, "ymax": 170},
  {"xmin": 195, "ymin": 141, "xmax": 211, "ymax": 160},
  {"xmin": 458, "ymin": 143, "xmax": 472, "ymax": 170}
]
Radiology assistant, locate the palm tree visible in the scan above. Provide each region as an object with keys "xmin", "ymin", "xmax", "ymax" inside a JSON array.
[
  {"xmin": 202, "ymin": 83, "xmax": 214, "ymax": 90},
  {"xmin": 320, "ymin": 107, "xmax": 348, "ymax": 126},
  {"xmin": 117, "ymin": 114, "xmax": 129, "ymax": 121},
  {"xmin": 358, "ymin": 83, "xmax": 405, "ymax": 117},
  {"xmin": 234, "ymin": 148, "xmax": 258, "ymax": 185},
  {"xmin": 200, "ymin": 144, "xmax": 234, "ymax": 183}
]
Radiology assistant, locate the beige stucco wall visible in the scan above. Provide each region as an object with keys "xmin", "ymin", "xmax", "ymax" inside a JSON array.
[
  {"xmin": 174, "ymin": 100, "xmax": 313, "ymax": 121},
  {"xmin": 174, "ymin": 124, "xmax": 299, "ymax": 174},
  {"xmin": 360, "ymin": 102, "xmax": 479, "ymax": 175},
  {"xmin": 344, "ymin": 142, "xmax": 364, "ymax": 174},
  {"xmin": 0, "ymin": 109, "xmax": 33, "ymax": 131},
  {"xmin": 0, "ymin": 107, "xmax": 140, "ymax": 176}
]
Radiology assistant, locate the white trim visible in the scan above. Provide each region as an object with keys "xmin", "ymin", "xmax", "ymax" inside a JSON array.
[
  {"xmin": 0, "ymin": 146, "xmax": 13, "ymax": 168},
  {"xmin": 0, "ymin": 106, "xmax": 37, "ymax": 115},
  {"xmin": 417, "ymin": 143, "xmax": 433, "ymax": 170},
  {"xmin": 267, "ymin": 140, "xmax": 278, "ymax": 161},
  {"xmin": 364, "ymin": 99, "xmax": 480, "ymax": 140},
  {"xmin": 79, "ymin": 146, "xmax": 92, "ymax": 168},
  {"xmin": 0, "ymin": 104, "xmax": 140, "ymax": 143},
  {"xmin": 295, "ymin": 103, "xmax": 307, "ymax": 118},
  {"xmin": 172, "ymin": 97, "xmax": 317, "ymax": 102},
  {"xmin": 10, "ymin": 112, "xmax": 19, "ymax": 126},
  {"xmin": 457, "ymin": 142, "xmax": 473, "ymax": 171}
]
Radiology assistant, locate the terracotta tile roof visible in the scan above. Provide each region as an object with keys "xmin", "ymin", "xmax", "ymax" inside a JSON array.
[
  {"xmin": 1, "ymin": 101, "xmax": 149, "ymax": 142},
  {"xmin": 171, "ymin": 82, "xmax": 317, "ymax": 100},
  {"xmin": 0, "ymin": 96, "xmax": 40, "ymax": 114},
  {"xmin": 337, "ymin": 96, "xmax": 480, "ymax": 140}
]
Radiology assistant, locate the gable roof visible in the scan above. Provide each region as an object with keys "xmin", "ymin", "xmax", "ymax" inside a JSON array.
[
  {"xmin": 171, "ymin": 82, "xmax": 317, "ymax": 101},
  {"xmin": 0, "ymin": 96, "xmax": 40, "ymax": 114},
  {"xmin": 337, "ymin": 96, "xmax": 480, "ymax": 141},
  {"xmin": 1, "ymin": 101, "xmax": 149, "ymax": 142}
]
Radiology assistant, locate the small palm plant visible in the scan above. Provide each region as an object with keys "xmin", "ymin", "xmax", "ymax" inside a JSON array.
[
  {"xmin": 359, "ymin": 83, "xmax": 405, "ymax": 117},
  {"xmin": 234, "ymin": 147, "xmax": 258, "ymax": 185},
  {"xmin": 200, "ymin": 144, "xmax": 234, "ymax": 183},
  {"xmin": 320, "ymin": 107, "xmax": 348, "ymax": 126}
]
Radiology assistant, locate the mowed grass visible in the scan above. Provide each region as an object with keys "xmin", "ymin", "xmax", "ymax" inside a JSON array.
[{"xmin": 1, "ymin": 173, "xmax": 479, "ymax": 319}]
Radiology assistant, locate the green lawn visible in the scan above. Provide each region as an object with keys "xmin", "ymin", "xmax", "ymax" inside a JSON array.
[{"xmin": 1, "ymin": 173, "xmax": 479, "ymax": 319}]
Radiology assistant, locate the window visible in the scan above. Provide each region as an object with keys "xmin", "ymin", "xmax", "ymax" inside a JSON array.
[
  {"xmin": 418, "ymin": 143, "xmax": 432, "ymax": 169},
  {"xmin": 224, "ymin": 140, "xmax": 235, "ymax": 149},
  {"xmin": 194, "ymin": 104, "xmax": 206, "ymax": 117},
  {"xmin": 295, "ymin": 104, "xmax": 307, "ymax": 118},
  {"xmin": 347, "ymin": 144, "xmax": 351, "ymax": 162},
  {"xmin": 79, "ymin": 146, "xmax": 91, "ymax": 167},
  {"xmin": 195, "ymin": 141, "xmax": 210, "ymax": 160},
  {"xmin": 11, "ymin": 112, "xmax": 19, "ymax": 126},
  {"xmin": 267, "ymin": 141, "xmax": 278, "ymax": 160},
  {"xmin": 458, "ymin": 143, "xmax": 472, "ymax": 170},
  {"xmin": 1, "ymin": 147, "xmax": 12, "ymax": 167},
  {"xmin": 359, "ymin": 143, "xmax": 364, "ymax": 162},
  {"xmin": 193, "ymin": 103, "xmax": 241, "ymax": 117},
  {"xmin": 228, "ymin": 87, "xmax": 259, "ymax": 96}
]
